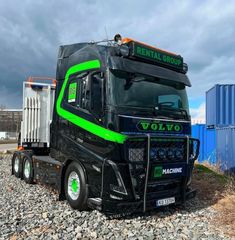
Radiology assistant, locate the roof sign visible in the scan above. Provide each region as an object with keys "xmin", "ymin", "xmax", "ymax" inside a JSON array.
[{"xmin": 128, "ymin": 41, "xmax": 183, "ymax": 71}]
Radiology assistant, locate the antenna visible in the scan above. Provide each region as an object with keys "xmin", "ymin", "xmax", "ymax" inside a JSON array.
[
  {"xmin": 104, "ymin": 26, "xmax": 109, "ymax": 41},
  {"xmin": 104, "ymin": 26, "xmax": 113, "ymax": 46},
  {"xmin": 89, "ymin": 28, "xmax": 116, "ymax": 45}
]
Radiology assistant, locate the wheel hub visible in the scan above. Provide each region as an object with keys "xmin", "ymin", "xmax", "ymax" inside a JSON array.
[
  {"xmin": 71, "ymin": 179, "xmax": 78, "ymax": 193},
  {"xmin": 68, "ymin": 171, "xmax": 80, "ymax": 200},
  {"xmin": 24, "ymin": 159, "xmax": 30, "ymax": 179},
  {"xmin": 14, "ymin": 157, "xmax": 19, "ymax": 173}
]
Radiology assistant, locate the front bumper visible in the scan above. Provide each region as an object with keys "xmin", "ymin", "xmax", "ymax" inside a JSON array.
[
  {"xmin": 96, "ymin": 135, "xmax": 200, "ymax": 216},
  {"xmin": 88, "ymin": 188, "xmax": 196, "ymax": 216}
]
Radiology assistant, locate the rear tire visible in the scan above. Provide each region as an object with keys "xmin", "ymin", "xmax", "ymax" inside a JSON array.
[
  {"xmin": 12, "ymin": 152, "xmax": 22, "ymax": 178},
  {"xmin": 23, "ymin": 155, "xmax": 34, "ymax": 184},
  {"xmin": 64, "ymin": 162, "xmax": 88, "ymax": 210}
]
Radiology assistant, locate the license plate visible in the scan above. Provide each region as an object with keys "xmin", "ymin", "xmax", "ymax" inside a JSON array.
[{"xmin": 156, "ymin": 197, "xmax": 175, "ymax": 206}]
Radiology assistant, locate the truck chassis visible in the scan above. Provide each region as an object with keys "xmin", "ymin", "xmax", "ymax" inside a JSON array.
[{"xmin": 12, "ymin": 134, "xmax": 199, "ymax": 216}]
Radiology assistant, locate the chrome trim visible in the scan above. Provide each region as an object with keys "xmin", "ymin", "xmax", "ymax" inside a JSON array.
[
  {"xmin": 143, "ymin": 134, "xmax": 151, "ymax": 212},
  {"xmin": 107, "ymin": 160, "xmax": 128, "ymax": 195},
  {"xmin": 118, "ymin": 114, "xmax": 190, "ymax": 123},
  {"xmin": 92, "ymin": 165, "xmax": 101, "ymax": 173}
]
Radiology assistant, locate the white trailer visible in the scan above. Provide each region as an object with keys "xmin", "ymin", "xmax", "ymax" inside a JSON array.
[
  {"xmin": 20, "ymin": 79, "xmax": 55, "ymax": 148},
  {"xmin": 0, "ymin": 132, "xmax": 7, "ymax": 140}
]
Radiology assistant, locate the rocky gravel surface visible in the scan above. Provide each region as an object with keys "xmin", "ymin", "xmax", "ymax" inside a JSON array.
[{"xmin": 0, "ymin": 154, "xmax": 231, "ymax": 239}]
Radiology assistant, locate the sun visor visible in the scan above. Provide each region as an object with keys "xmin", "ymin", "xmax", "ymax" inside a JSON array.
[{"xmin": 108, "ymin": 56, "xmax": 191, "ymax": 87}]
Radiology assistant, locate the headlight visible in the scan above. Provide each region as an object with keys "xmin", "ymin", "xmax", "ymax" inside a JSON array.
[
  {"xmin": 157, "ymin": 148, "xmax": 166, "ymax": 160},
  {"xmin": 150, "ymin": 148, "xmax": 157, "ymax": 160},
  {"xmin": 167, "ymin": 149, "xmax": 175, "ymax": 159},
  {"xmin": 120, "ymin": 45, "xmax": 130, "ymax": 57},
  {"xmin": 175, "ymin": 149, "xmax": 183, "ymax": 159}
]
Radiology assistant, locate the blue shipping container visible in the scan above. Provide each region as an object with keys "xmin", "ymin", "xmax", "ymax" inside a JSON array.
[
  {"xmin": 216, "ymin": 127, "xmax": 235, "ymax": 173},
  {"xmin": 191, "ymin": 124, "xmax": 216, "ymax": 163},
  {"xmin": 206, "ymin": 84, "xmax": 235, "ymax": 127}
]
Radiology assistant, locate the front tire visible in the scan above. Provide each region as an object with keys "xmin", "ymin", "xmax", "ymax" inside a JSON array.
[
  {"xmin": 64, "ymin": 162, "xmax": 88, "ymax": 210},
  {"xmin": 23, "ymin": 155, "xmax": 34, "ymax": 184}
]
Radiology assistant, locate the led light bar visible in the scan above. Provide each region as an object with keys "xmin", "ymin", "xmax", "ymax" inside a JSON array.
[{"xmin": 122, "ymin": 38, "xmax": 184, "ymax": 71}]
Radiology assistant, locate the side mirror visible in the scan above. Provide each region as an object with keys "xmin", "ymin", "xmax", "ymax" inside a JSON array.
[{"xmin": 90, "ymin": 73, "xmax": 104, "ymax": 117}]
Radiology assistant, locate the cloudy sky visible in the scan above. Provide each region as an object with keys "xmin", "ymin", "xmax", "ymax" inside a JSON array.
[{"xmin": 0, "ymin": 0, "xmax": 235, "ymax": 120}]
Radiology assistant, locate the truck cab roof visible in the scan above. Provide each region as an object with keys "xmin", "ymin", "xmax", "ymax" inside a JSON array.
[{"xmin": 56, "ymin": 41, "xmax": 191, "ymax": 87}]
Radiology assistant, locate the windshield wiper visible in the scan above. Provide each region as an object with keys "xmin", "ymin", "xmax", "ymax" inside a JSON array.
[
  {"xmin": 118, "ymin": 105, "xmax": 188, "ymax": 120},
  {"xmin": 118, "ymin": 105, "xmax": 175, "ymax": 119},
  {"xmin": 124, "ymin": 75, "xmax": 155, "ymax": 90},
  {"xmin": 155, "ymin": 106, "xmax": 189, "ymax": 120},
  {"xmin": 118, "ymin": 105, "xmax": 155, "ymax": 116},
  {"xmin": 130, "ymin": 76, "xmax": 147, "ymax": 82}
]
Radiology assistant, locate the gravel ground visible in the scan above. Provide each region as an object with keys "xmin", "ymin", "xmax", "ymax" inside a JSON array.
[{"xmin": 0, "ymin": 155, "xmax": 231, "ymax": 240}]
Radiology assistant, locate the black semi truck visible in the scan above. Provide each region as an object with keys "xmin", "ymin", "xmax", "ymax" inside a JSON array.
[{"xmin": 12, "ymin": 35, "xmax": 199, "ymax": 216}]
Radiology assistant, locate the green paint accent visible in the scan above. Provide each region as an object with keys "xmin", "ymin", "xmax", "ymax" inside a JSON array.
[
  {"xmin": 71, "ymin": 179, "xmax": 79, "ymax": 193},
  {"xmin": 68, "ymin": 82, "xmax": 77, "ymax": 103},
  {"xmin": 154, "ymin": 166, "xmax": 163, "ymax": 178},
  {"xmin": 56, "ymin": 60, "xmax": 127, "ymax": 144},
  {"xmin": 132, "ymin": 42, "xmax": 183, "ymax": 69}
]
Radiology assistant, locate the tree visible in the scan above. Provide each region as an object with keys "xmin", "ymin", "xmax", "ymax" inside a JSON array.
[{"xmin": 0, "ymin": 105, "xmax": 6, "ymax": 111}]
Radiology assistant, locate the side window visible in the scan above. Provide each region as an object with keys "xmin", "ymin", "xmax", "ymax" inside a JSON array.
[
  {"xmin": 81, "ymin": 76, "xmax": 90, "ymax": 110},
  {"xmin": 65, "ymin": 77, "xmax": 81, "ymax": 107},
  {"xmin": 90, "ymin": 73, "xmax": 103, "ymax": 116},
  {"xmin": 80, "ymin": 72, "xmax": 104, "ymax": 114},
  {"xmin": 64, "ymin": 71, "xmax": 104, "ymax": 114},
  {"xmin": 68, "ymin": 82, "xmax": 78, "ymax": 105}
]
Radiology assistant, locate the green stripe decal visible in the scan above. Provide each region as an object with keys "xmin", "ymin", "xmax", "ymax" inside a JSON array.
[{"xmin": 56, "ymin": 60, "xmax": 127, "ymax": 144}]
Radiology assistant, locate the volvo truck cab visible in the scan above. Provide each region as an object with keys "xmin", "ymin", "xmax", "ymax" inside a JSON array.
[{"xmin": 12, "ymin": 35, "xmax": 199, "ymax": 216}]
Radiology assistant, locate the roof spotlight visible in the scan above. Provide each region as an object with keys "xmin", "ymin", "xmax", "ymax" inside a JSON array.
[
  {"xmin": 114, "ymin": 34, "xmax": 122, "ymax": 45},
  {"xmin": 120, "ymin": 45, "xmax": 129, "ymax": 57}
]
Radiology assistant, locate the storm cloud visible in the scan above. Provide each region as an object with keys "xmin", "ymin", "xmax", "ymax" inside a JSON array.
[{"xmin": 0, "ymin": 0, "xmax": 235, "ymax": 113}]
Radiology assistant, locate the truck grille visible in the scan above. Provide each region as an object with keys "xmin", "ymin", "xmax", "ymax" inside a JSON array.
[
  {"xmin": 124, "ymin": 135, "xmax": 200, "ymax": 206},
  {"xmin": 126, "ymin": 136, "xmax": 199, "ymax": 163}
]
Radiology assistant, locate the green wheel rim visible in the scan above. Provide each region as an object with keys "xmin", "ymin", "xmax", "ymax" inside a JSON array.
[{"xmin": 68, "ymin": 171, "xmax": 80, "ymax": 200}]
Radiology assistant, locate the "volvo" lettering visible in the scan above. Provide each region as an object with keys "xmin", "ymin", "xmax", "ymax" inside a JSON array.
[{"xmin": 138, "ymin": 121, "xmax": 182, "ymax": 132}]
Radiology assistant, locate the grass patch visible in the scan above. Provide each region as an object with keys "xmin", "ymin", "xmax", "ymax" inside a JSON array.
[
  {"xmin": 194, "ymin": 164, "xmax": 228, "ymax": 184},
  {"xmin": 193, "ymin": 163, "xmax": 235, "ymax": 237}
]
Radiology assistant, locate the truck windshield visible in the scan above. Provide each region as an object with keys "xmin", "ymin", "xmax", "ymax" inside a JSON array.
[{"xmin": 108, "ymin": 69, "xmax": 189, "ymax": 117}]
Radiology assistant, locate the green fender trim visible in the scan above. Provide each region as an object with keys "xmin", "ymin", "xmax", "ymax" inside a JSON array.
[{"xmin": 56, "ymin": 59, "xmax": 127, "ymax": 144}]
